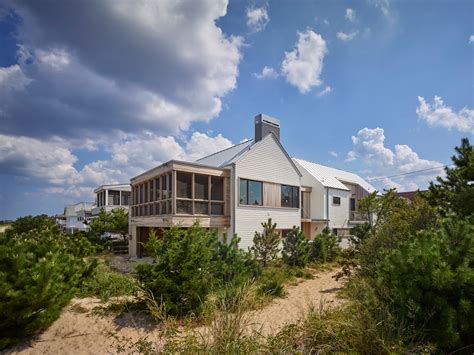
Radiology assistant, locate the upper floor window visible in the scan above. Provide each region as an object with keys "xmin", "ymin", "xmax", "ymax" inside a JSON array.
[
  {"xmin": 177, "ymin": 172, "xmax": 192, "ymax": 199},
  {"xmin": 333, "ymin": 196, "xmax": 341, "ymax": 205},
  {"xmin": 240, "ymin": 179, "xmax": 262, "ymax": 206},
  {"xmin": 194, "ymin": 174, "xmax": 209, "ymax": 200},
  {"xmin": 281, "ymin": 185, "xmax": 299, "ymax": 208}
]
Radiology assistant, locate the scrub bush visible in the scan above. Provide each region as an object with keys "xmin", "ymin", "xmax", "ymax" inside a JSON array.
[
  {"xmin": 282, "ymin": 226, "xmax": 310, "ymax": 267},
  {"xmin": 310, "ymin": 227, "xmax": 340, "ymax": 263},
  {"xmin": 252, "ymin": 218, "xmax": 281, "ymax": 266},
  {"xmin": 213, "ymin": 234, "xmax": 261, "ymax": 287},
  {"xmin": 374, "ymin": 218, "xmax": 474, "ymax": 350},
  {"xmin": 136, "ymin": 225, "xmax": 218, "ymax": 317},
  {"xmin": 0, "ymin": 227, "xmax": 96, "ymax": 349}
]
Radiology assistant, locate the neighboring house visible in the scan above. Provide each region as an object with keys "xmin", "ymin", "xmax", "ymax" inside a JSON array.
[
  {"xmin": 92, "ymin": 184, "xmax": 131, "ymax": 216},
  {"xmin": 293, "ymin": 158, "xmax": 376, "ymax": 240},
  {"xmin": 128, "ymin": 114, "xmax": 375, "ymax": 257},
  {"xmin": 397, "ymin": 190, "xmax": 426, "ymax": 202},
  {"xmin": 63, "ymin": 202, "xmax": 94, "ymax": 234}
]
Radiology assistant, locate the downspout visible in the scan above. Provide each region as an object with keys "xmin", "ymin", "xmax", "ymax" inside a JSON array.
[
  {"xmin": 230, "ymin": 163, "xmax": 236, "ymax": 239},
  {"xmin": 326, "ymin": 187, "xmax": 329, "ymax": 228}
]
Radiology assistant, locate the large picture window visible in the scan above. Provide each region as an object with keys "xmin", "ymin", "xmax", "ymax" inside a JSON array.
[
  {"xmin": 240, "ymin": 179, "xmax": 263, "ymax": 206},
  {"xmin": 281, "ymin": 185, "xmax": 299, "ymax": 208}
]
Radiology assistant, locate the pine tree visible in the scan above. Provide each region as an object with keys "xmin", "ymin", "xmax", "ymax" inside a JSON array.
[
  {"xmin": 282, "ymin": 226, "xmax": 310, "ymax": 267},
  {"xmin": 251, "ymin": 218, "xmax": 280, "ymax": 267},
  {"xmin": 425, "ymin": 138, "xmax": 474, "ymax": 219},
  {"xmin": 310, "ymin": 227, "xmax": 340, "ymax": 263}
]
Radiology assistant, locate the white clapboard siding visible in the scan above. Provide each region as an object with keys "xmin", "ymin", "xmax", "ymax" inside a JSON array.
[{"xmin": 233, "ymin": 134, "xmax": 301, "ymax": 249}]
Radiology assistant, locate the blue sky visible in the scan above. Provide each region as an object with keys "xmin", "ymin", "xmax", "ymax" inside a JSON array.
[{"xmin": 0, "ymin": 0, "xmax": 472, "ymax": 219}]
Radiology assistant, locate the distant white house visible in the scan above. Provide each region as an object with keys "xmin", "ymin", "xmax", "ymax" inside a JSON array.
[
  {"xmin": 63, "ymin": 202, "xmax": 94, "ymax": 234},
  {"xmin": 92, "ymin": 184, "xmax": 131, "ymax": 216},
  {"xmin": 128, "ymin": 114, "xmax": 375, "ymax": 257}
]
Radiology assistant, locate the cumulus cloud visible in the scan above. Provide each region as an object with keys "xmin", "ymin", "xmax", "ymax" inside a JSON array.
[
  {"xmin": 337, "ymin": 31, "xmax": 359, "ymax": 41},
  {"xmin": 416, "ymin": 96, "xmax": 474, "ymax": 134},
  {"xmin": 347, "ymin": 127, "xmax": 443, "ymax": 191},
  {"xmin": 0, "ymin": 0, "xmax": 242, "ymax": 139},
  {"xmin": 317, "ymin": 85, "xmax": 332, "ymax": 97},
  {"xmin": 0, "ymin": 131, "xmax": 234, "ymax": 199},
  {"xmin": 253, "ymin": 66, "xmax": 278, "ymax": 79},
  {"xmin": 246, "ymin": 6, "xmax": 269, "ymax": 33},
  {"xmin": 281, "ymin": 30, "xmax": 327, "ymax": 94},
  {"xmin": 469, "ymin": 35, "xmax": 474, "ymax": 44},
  {"xmin": 345, "ymin": 8, "xmax": 356, "ymax": 22}
]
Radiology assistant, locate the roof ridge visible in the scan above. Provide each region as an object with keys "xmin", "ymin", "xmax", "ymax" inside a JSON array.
[{"xmin": 196, "ymin": 139, "xmax": 254, "ymax": 162}]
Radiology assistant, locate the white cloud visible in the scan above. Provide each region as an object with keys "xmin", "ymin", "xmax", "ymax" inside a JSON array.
[
  {"xmin": 347, "ymin": 127, "xmax": 443, "ymax": 191},
  {"xmin": 469, "ymin": 35, "xmax": 474, "ymax": 44},
  {"xmin": 0, "ymin": 64, "xmax": 32, "ymax": 92},
  {"xmin": 416, "ymin": 96, "xmax": 474, "ymax": 134},
  {"xmin": 0, "ymin": 134, "xmax": 77, "ymax": 185},
  {"xmin": 246, "ymin": 6, "xmax": 269, "ymax": 33},
  {"xmin": 337, "ymin": 31, "xmax": 359, "ymax": 41},
  {"xmin": 345, "ymin": 8, "xmax": 356, "ymax": 22},
  {"xmin": 329, "ymin": 151, "xmax": 338, "ymax": 157},
  {"xmin": 323, "ymin": 19, "xmax": 330, "ymax": 26},
  {"xmin": 1, "ymin": 0, "xmax": 243, "ymax": 139},
  {"xmin": 317, "ymin": 85, "xmax": 332, "ymax": 97},
  {"xmin": 0, "ymin": 131, "xmax": 234, "ymax": 198},
  {"xmin": 253, "ymin": 66, "xmax": 278, "ymax": 79},
  {"xmin": 281, "ymin": 30, "xmax": 327, "ymax": 94}
]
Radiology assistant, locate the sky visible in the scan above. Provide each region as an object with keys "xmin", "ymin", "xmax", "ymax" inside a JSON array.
[{"xmin": 0, "ymin": 0, "xmax": 473, "ymax": 219}]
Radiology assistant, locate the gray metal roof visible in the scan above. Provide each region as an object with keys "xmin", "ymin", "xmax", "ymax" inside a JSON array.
[
  {"xmin": 196, "ymin": 139, "xmax": 255, "ymax": 167},
  {"xmin": 293, "ymin": 158, "xmax": 376, "ymax": 193}
]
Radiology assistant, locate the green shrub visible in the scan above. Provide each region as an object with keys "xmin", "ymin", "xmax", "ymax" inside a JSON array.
[
  {"xmin": 251, "ymin": 218, "xmax": 281, "ymax": 266},
  {"xmin": 373, "ymin": 218, "xmax": 474, "ymax": 350},
  {"xmin": 257, "ymin": 279, "xmax": 284, "ymax": 297},
  {"xmin": 282, "ymin": 226, "xmax": 310, "ymax": 267},
  {"xmin": 5, "ymin": 214, "xmax": 57, "ymax": 236},
  {"xmin": 0, "ymin": 227, "xmax": 96, "ymax": 349},
  {"xmin": 310, "ymin": 227, "xmax": 340, "ymax": 263},
  {"xmin": 213, "ymin": 234, "xmax": 261, "ymax": 287},
  {"xmin": 136, "ymin": 225, "xmax": 218, "ymax": 317},
  {"xmin": 78, "ymin": 263, "xmax": 139, "ymax": 301}
]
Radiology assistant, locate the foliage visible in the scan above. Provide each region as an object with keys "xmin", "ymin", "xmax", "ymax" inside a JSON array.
[
  {"xmin": 88, "ymin": 208, "xmax": 129, "ymax": 239},
  {"xmin": 5, "ymin": 214, "xmax": 57, "ymax": 236},
  {"xmin": 77, "ymin": 262, "xmax": 139, "ymax": 301},
  {"xmin": 282, "ymin": 226, "xmax": 310, "ymax": 267},
  {"xmin": 136, "ymin": 225, "xmax": 218, "ymax": 316},
  {"xmin": 0, "ymin": 227, "xmax": 96, "ymax": 349},
  {"xmin": 213, "ymin": 234, "xmax": 261, "ymax": 287},
  {"xmin": 310, "ymin": 227, "xmax": 341, "ymax": 263},
  {"xmin": 251, "ymin": 218, "xmax": 281, "ymax": 266},
  {"xmin": 257, "ymin": 279, "xmax": 285, "ymax": 297},
  {"xmin": 358, "ymin": 193, "xmax": 439, "ymax": 276},
  {"xmin": 373, "ymin": 218, "xmax": 474, "ymax": 350},
  {"xmin": 424, "ymin": 137, "xmax": 474, "ymax": 219}
]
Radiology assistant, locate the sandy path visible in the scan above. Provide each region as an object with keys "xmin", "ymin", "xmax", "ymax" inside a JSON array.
[
  {"xmin": 250, "ymin": 268, "xmax": 344, "ymax": 335},
  {"xmin": 7, "ymin": 268, "xmax": 343, "ymax": 354}
]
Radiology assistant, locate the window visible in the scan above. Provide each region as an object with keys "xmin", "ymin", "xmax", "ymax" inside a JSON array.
[
  {"xmin": 281, "ymin": 185, "xmax": 299, "ymax": 208},
  {"xmin": 211, "ymin": 203, "xmax": 224, "ymax": 215},
  {"xmin": 239, "ymin": 179, "xmax": 247, "ymax": 204},
  {"xmin": 350, "ymin": 198, "xmax": 356, "ymax": 211},
  {"xmin": 333, "ymin": 196, "xmax": 341, "ymax": 205},
  {"xmin": 176, "ymin": 200, "xmax": 192, "ymax": 214},
  {"xmin": 177, "ymin": 172, "xmax": 192, "ymax": 198},
  {"xmin": 194, "ymin": 174, "xmax": 209, "ymax": 200},
  {"xmin": 240, "ymin": 179, "xmax": 263, "ymax": 205},
  {"xmin": 162, "ymin": 175, "xmax": 168, "ymax": 199},
  {"xmin": 211, "ymin": 176, "xmax": 224, "ymax": 201},
  {"xmin": 155, "ymin": 178, "xmax": 161, "ymax": 200},
  {"xmin": 194, "ymin": 201, "xmax": 208, "ymax": 215},
  {"xmin": 122, "ymin": 192, "xmax": 131, "ymax": 206}
]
